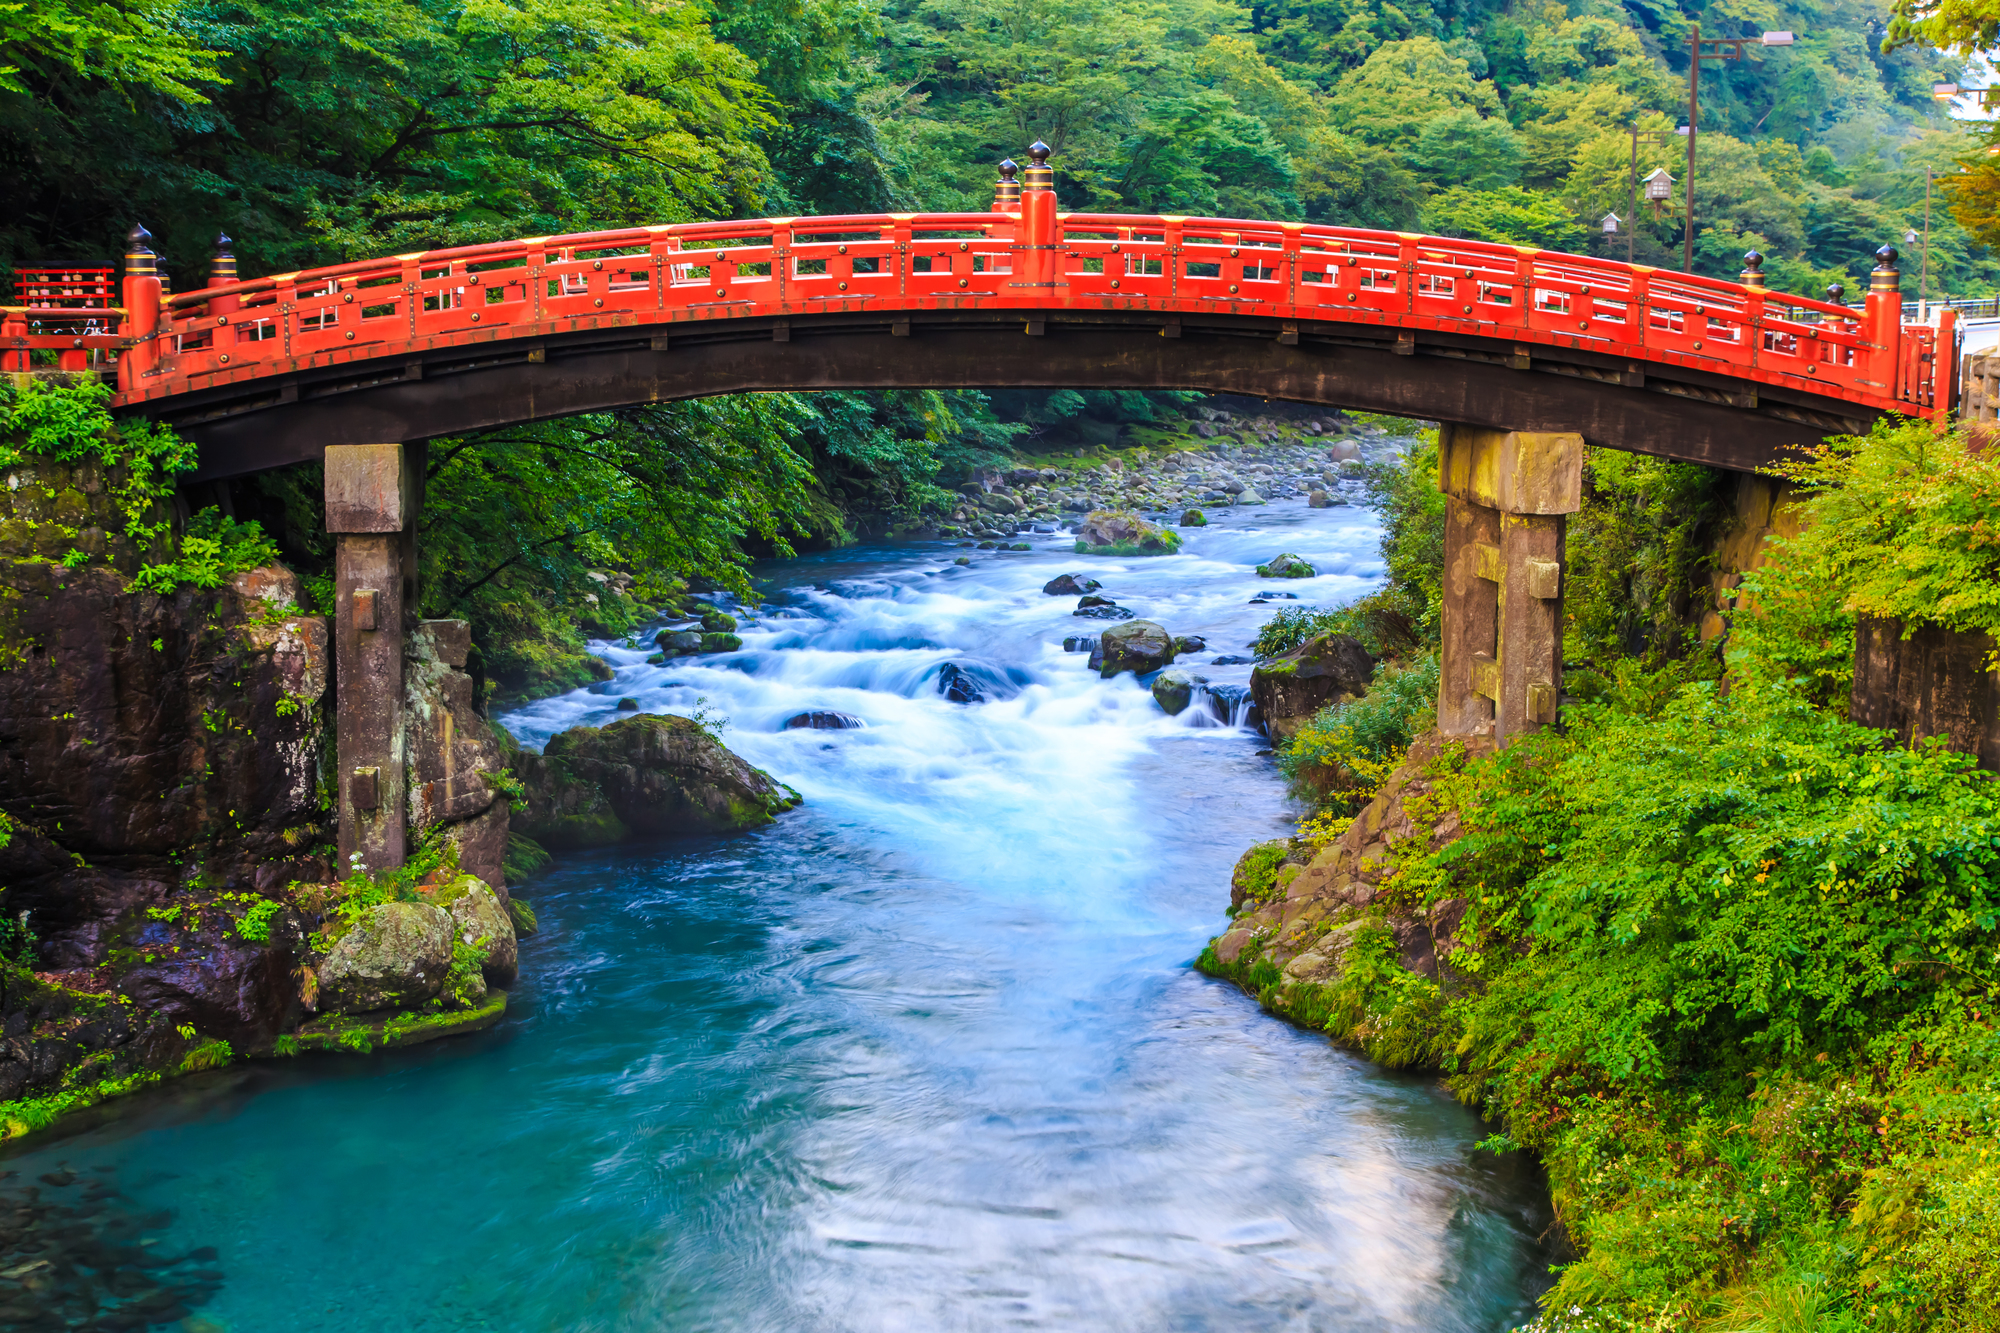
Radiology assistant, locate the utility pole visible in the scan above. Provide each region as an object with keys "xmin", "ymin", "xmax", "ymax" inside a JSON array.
[
  {"xmin": 1923, "ymin": 167, "xmax": 1934, "ymax": 318},
  {"xmin": 1683, "ymin": 26, "xmax": 1794, "ymax": 272}
]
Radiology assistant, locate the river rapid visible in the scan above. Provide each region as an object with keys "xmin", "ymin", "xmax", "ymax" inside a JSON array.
[{"xmin": 2, "ymin": 499, "xmax": 1553, "ymax": 1331}]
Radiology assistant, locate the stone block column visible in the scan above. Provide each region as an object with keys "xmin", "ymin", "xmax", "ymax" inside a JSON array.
[
  {"xmin": 1436, "ymin": 425, "xmax": 1583, "ymax": 747},
  {"xmin": 327, "ymin": 443, "xmax": 415, "ymax": 873}
]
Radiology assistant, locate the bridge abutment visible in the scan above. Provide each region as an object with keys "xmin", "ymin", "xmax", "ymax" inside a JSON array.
[
  {"xmin": 327, "ymin": 442, "xmax": 420, "ymax": 873},
  {"xmin": 1436, "ymin": 425, "xmax": 1583, "ymax": 747}
]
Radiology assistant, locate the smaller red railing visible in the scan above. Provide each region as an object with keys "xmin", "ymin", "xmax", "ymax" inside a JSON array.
[{"xmin": 3, "ymin": 267, "xmax": 125, "ymax": 374}]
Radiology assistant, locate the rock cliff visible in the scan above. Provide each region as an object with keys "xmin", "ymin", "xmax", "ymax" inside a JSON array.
[{"xmin": 1201, "ymin": 731, "xmax": 1487, "ymax": 1019}]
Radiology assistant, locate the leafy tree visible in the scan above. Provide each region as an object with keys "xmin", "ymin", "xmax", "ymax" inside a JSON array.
[
  {"xmin": 1326, "ymin": 36, "xmax": 1502, "ymax": 146},
  {"xmin": 2, "ymin": 0, "xmax": 776, "ymax": 275},
  {"xmin": 1409, "ymin": 107, "xmax": 1521, "ymax": 191},
  {"xmin": 0, "ymin": 0, "xmax": 223, "ymax": 102},
  {"xmin": 1423, "ymin": 184, "xmax": 1583, "ymax": 247}
]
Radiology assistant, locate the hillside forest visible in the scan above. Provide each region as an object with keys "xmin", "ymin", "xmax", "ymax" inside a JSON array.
[{"xmin": 3, "ymin": 0, "xmax": 1992, "ymax": 693}]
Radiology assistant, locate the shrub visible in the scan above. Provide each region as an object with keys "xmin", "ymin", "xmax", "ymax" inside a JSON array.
[{"xmin": 1278, "ymin": 653, "xmax": 1439, "ymax": 812}]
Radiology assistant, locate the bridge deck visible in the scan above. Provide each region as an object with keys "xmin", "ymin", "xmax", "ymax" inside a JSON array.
[{"xmin": 2, "ymin": 210, "xmax": 1955, "ymax": 478}]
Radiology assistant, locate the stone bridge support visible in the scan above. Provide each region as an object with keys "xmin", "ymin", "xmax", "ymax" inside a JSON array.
[
  {"xmin": 1436, "ymin": 425, "xmax": 1584, "ymax": 747},
  {"xmin": 326, "ymin": 442, "xmax": 423, "ymax": 873}
]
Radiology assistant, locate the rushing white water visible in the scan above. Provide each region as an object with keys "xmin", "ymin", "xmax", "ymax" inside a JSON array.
[
  {"xmin": 0, "ymin": 499, "xmax": 1551, "ymax": 1332},
  {"xmin": 503, "ymin": 509, "xmax": 1385, "ymax": 899}
]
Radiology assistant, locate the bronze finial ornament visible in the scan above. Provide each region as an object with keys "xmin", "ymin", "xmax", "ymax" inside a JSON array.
[
  {"xmin": 1023, "ymin": 140, "xmax": 1054, "ymax": 192},
  {"xmin": 993, "ymin": 158, "xmax": 1021, "ymax": 210},
  {"xmin": 210, "ymin": 232, "xmax": 237, "ymax": 286},
  {"xmin": 1739, "ymin": 249, "xmax": 1765, "ymax": 287},
  {"xmin": 1870, "ymin": 243, "xmax": 1900, "ymax": 292},
  {"xmin": 124, "ymin": 224, "xmax": 157, "ymax": 276}
]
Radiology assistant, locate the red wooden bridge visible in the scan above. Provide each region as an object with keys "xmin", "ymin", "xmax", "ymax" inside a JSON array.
[
  {"xmin": 2, "ymin": 150, "xmax": 1957, "ymax": 482},
  {"xmin": 6, "ymin": 149, "xmax": 1956, "ymax": 873}
]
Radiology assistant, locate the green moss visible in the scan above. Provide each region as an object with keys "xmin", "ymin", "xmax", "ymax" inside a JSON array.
[
  {"xmin": 503, "ymin": 833, "xmax": 551, "ymax": 882},
  {"xmin": 507, "ymin": 897, "xmax": 540, "ymax": 936},
  {"xmin": 0, "ymin": 1070, "xmax": 163, "ymax": 1141},
  {"xmin": 1075, "ymin": 536, "xmax": 1181, "ymax": 557},
  {"xmin": 288, "ymin": 991, "xmax": 508, "ymax": 1055}
]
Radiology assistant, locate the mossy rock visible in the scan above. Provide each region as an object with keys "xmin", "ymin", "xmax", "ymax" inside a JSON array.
[
  {"xmin": 1256, "ymin": 552, "xmax": 1317, "ymax": 578},
  {"xmin": 290, "ymin": 990, "xmax": 508, "ymax": 1056},
  {"xmin": 1180, "ymin": 509, "xmax": 1208, "ymax": 526},
  {"xmin": 701, "ymin": 632, "xmax": 743, "ymax": 653}
]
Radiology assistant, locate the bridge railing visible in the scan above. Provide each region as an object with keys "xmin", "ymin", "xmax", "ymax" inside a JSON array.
[{"xmin": 1, "ymin": 195, "xmax": 1958, "ymax": 422}]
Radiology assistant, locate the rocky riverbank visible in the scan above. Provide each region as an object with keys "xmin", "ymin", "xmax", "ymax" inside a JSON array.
[
  {"xmin": 940, "ymin": 408, "xmax": 1380, "ymax": 539},
  {"xmin": 0, "ymin": 450, "xmax": 808, "ymax": 1137},
  {"xmin": 1198, "ymin": 732, "xmax": 1477, "ymax": 1018}
]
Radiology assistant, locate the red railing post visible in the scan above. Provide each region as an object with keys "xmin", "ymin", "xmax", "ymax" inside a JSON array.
[
  {"xmin": 1865, "ymin": 243, "xmax": 1901, "ymax": 396},
  {"xmin": 1018, "ymin": 141, "xmax": 1059, "ymax": 292},
  {"xmin": 1934, "ymin": 305, "xmax": 1959, "ymax": 421},
  {"xmin": 118, "ymin": 225, "xmax": 161, "ymax": 389},
  {"xmin": 1, "ymin": 311, "xmax": 25, "ymax": 373}
]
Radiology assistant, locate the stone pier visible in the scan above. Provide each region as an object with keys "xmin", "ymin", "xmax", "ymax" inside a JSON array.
[
  {"xmin": 326, "ymin": 443, "xmax": 417, "ymax": 872},
  {"xmin": 1436, "ymin": 425, "xmax": 1584, "ymax": 747}
]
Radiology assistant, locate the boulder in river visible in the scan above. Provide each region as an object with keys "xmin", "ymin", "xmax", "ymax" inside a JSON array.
[
  {"xmin": 1099, "ymin": 620, "xmax": 1176, "ymax": 678},
  {"xmin": 1151, "ymin": 668, "xmax": 1208, "ymax": 716},
  {"xmin": 701, "ymin": 631, "xmax": 743, "ymax": 653},
  {"xmin": 701, "ymin": 610, "xmax": 739, "ymax": 633},
  {"xmin": 1063, "ymin": 634, "xmax": 1099, "ymax": 653},
  {"xmin": 1044, "ymin": 573, "xmax": 1103, "ymax": 596},
  {"xmin": 1307, "ymin": 490, "xmax": 1334, "ymax": 508},
  {"xmin": 1250, "ymin": 632, "xmax": 1374, "ymax": 741},
  {"xmin": 512, "ymin": 714, "xmax": 802, "ymax": 846},
  {"xmin": 1180, "ymin": 509, "xmax": 1208, "ymax": 526},
  {"xmin": 655, "ymin": 629, "xmax": 702, "ymax": 655},
  {"xmin": 784, "ymin": 710, "xmax": 866, "ymax": 730},
  {"xmin": 1203, "ymin": 682, "xmax": 1253, "ymax": 725},
  {"xmin": 1074, "ymin": 594, "xmax": 1136, "ymax": 621},
  {"xmin": 937, "ymin": 662, "xmax": 987, "ymax": 704},
  {"xmin": 318, "ymin": 901, "xmax": 454, "ymax": 1015},
  {"xmin": 1075, "ymin": 509, "xmax": 1182, "ymax": 557},
  {"xmin": 1173, "ymin": 635, "xmax": 1207, "ymax": 655},
  {"xmin": 1257, "ymin": 553, "xmax": 1317, "ymax": 579},
  {"xmin": 1236, "ymin": 489, "xmax": 1267, "ymax": 506}
]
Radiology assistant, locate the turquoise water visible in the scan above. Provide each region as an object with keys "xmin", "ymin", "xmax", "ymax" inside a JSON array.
[{"xmin": 3, "ymin": 502, "xmax": 1552, "ymax": 1331}]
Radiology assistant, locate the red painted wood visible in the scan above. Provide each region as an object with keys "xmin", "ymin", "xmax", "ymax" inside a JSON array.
[{"xmin": 0, "ymin": 211, "xmax": 1940, "ymax": 418}]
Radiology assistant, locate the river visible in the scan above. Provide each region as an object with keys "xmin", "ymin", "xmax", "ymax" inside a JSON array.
[{"xmin": 1, "ymin": 498, "xmax": 1553, "ymax": 1331}]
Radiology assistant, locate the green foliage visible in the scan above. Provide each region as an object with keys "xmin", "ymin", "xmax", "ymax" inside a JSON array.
[
  {"xmin": 1728, "ymin": 420, "xmax": 2000, "ymax": 714},
  {"xmin": 1422, "ymin": 185, "xmax": 1584, "ymax": 249},
  {"xmin": 1277, "ymin": 653, "xmax": 1438, "ymax": 811},
  {"xmin": 0, "ymin": 907, "xmax": 35, "ymax": 967},
  {"xmin": 0, "ymin": 376, "xmax": 191, "ymax": 557},
  {"xmin": 178, "ymin": 1038, "xmax": 232, "ymax": 1073},
  {"xmin": 0, "ymin": 0, "xmax": 223, "ymax": 103},
  {"xmin": 306, "ymin": 832, "xmax": 459, "ymax": 951},
  {"xmin": 1768, "ymin": 420, "xmax": 2000, "ymax": 645},
  {"xmin": 231, "ymin": 895, "xmax": 283, "ymax": 944},
  {"xmin": 506, "ymin": 896, "xmax": 540, "ymax": 936},
  {"xmin": 1217, "ymin": 673, "xmax": 2000, "ymax": 1324},
  {"xmin": 0, "ymin": 1070, "xmax": 161, "ymax": 1140},
  {"xmin": 1563, "ymin": 448, "xmax": 1732, "ymax": 672},
  {"xmin": 129, "ymin": 507, "xmax": 281, "ymax": 594},
  {"xmin": 502, "ymin": 835, "xmax": 551, "ymax": 886},
  {"xmin": 3, "ymin": 0, "xmax": 775, "ymax": 276},
  {"xmin": 1356, "ymin": 431, "xmax": 1446, "ymax": 644},
  {"xmin": 442, "ymin": 937, "xmax": 488, "ymax": 1009}
]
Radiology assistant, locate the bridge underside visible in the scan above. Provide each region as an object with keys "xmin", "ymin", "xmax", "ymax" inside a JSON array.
[{"xmin": 170, "ymin": 309, "xmax": 1880, "ymax": 481}]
